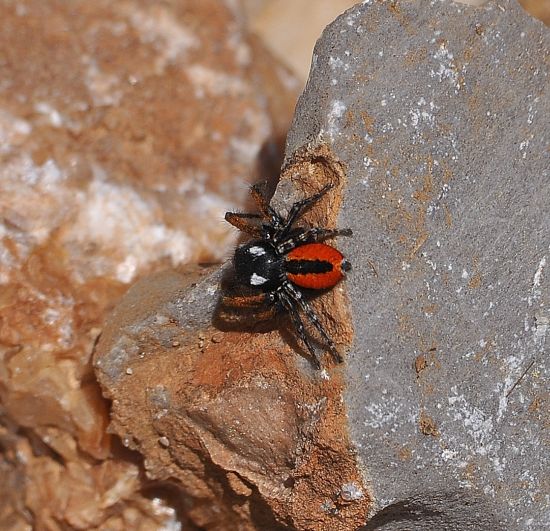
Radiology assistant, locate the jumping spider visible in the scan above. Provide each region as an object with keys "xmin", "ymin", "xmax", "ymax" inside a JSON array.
[{"xmin": 223, "ymin": 182, "xmax": 352, "ymax": 368}]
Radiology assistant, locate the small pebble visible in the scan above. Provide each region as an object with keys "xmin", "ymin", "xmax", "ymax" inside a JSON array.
[{"xmin": 340, "ymin": 482, "xmax": 363, "ymax": 501}]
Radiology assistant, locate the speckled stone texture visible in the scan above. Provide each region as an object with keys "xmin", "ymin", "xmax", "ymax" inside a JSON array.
[{"xmin": 284, "ymin": 0, "xmax": 549, "ymax": 529}]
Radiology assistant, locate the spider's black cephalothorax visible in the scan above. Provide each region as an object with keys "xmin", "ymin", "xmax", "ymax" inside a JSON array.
[
  {"xmin": 224, "ymin": 182, "xmax": 352, "ymax": 368},
  {"xmin": 233, "ymin": 240, "xmax": 284, "ymax": 292}
]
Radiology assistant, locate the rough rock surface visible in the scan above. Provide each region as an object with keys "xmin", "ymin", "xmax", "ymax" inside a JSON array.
[
  {"xmin": 6, "ymin": 0, "xmax": 547, "ymax": 529},
  {"xmin": 284, "ymin": 0, "xmax": 549, "ymax": 529},
  {"xmin": 0, "ymin": 1, "xmax": 298, "ymax": 529},
  {"xmin": 94, "ymin": 148, "xmax": 371, "ymax": 530},
  {"xmin": 0, "ymin": 0, "xmax": 297, "ymax": 285}
]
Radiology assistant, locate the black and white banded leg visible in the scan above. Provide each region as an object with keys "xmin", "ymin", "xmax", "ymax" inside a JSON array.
[
  {"xmin": 277, "ymin": 227, "xmax": 353, "ymax": 254},
  {"xmin": 275, "ymin": 184, "xmax": 334, "ymax": 241},
  {"xmin": 282, "ymin": 281, "xmax": 343, "ymax": 364},
  {"xmin": 278, "ymin": 289, "xmax": 322, "ymax": 369}
]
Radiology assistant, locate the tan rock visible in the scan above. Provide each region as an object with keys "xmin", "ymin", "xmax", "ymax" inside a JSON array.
[{"xmin": 0, "ymin": 1, "xmax": 298, "ymax": 529}]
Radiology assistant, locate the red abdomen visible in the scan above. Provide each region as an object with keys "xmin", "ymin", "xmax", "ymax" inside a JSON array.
[{"xmin": 285, "ymin": 243, "xmax": 350, "ymax": 290}]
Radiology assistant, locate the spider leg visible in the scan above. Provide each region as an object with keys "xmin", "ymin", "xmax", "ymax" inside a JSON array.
[
  {"xmin": 250, "ymin": 183, "xmax": 285, "ymax": 230},
  {"xmin": 225, "ymin": 212, "xmax": 263, "ymax": 237},
  {"xmin": 282, "ymin": 281, "xmax": 343, "ymax": 364},
  {"xmin": 278, "ymin": 289, "xmax": 322, "ymax": 369},
  {"xmin": 276, "ymin": 184, "xmax": 335, "ymax": 240},
  {"xmin": 220, "ymin": 292, "xmax": 278, "ymax": 323},
  {"xmin": 222, "ymin": 292, "xmax": 274, "ymax": 308},
  {"xmin": 219, "ymin": 304, "xmax": 278, "ymax": 323},
  {"xmin": 277, "ymin": 227, "xmax": 353, "ymax": 254}
]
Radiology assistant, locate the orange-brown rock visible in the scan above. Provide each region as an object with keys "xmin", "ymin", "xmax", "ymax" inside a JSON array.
[
  {"xmin": 94, "ymin": 271, "xmax": 370, "ymax": 530},
  {"xmin": 94, "ymin": 150, "xmax": 370, "ymax": 530}
]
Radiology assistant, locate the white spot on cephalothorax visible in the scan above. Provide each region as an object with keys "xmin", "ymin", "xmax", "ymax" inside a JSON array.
[
  {"xmin": 250, "ymin": 273, "xmax": 268, "ymax": 286},
  {"xmin": 248, "ymin": 245, "xmax": 266, "ymax": 256}
]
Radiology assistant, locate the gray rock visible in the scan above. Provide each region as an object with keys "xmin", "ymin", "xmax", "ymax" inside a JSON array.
[{"xmin": 284, "ymin": 0, "xmax": 549, "ymax": 529}]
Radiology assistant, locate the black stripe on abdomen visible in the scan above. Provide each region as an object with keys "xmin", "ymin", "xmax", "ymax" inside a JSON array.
[{"xmin": 285, "ymin": 259, "xmax": 333, "ymax": 275}]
